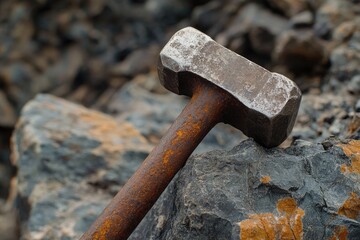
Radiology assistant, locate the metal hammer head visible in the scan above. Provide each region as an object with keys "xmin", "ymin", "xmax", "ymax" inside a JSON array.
[{"xmin": 158, "ymin": 27, "xmax": 301, "ymax": 147}]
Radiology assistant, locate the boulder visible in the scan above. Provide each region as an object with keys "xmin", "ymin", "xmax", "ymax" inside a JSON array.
[
  {"xmin": 107, "ymin": 72, "xmax": 245, "ymax": 153},
  {"xmin": 273, "ymin": 29, "xmax": 328, "ymax": 74},
  {"xmin": 266, "ymin": 0, "xmax": 308, "ymax": 17},
  {"xmin": 131, "ymin": 139, "xmax": 360, "ymax": 239},
  {"xmin": 13, "ymin": 94, "xmax": 152, "ymax": 239},
  {"xmin": 12, "ymin": 93, "xmax": 360, "ymax": 239},
  {"xmin": 13, "ymin": 92, "xmax": 245, "ymax": 239},
  {"xmin": 215, "ymin": 3, "xmax": 288, "ymax": 56}
]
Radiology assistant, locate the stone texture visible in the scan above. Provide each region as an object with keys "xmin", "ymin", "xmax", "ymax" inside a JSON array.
[
  {"xmin": 12, "ymin": 92, "xmax": 245, "ymax": 239},
  {"xmin": 130, "ymin": 139, "xmax": 360, "ymax": 239},
  {"xmin": 107, "ymin": 72, "xmax": 245, "ymax": 153},
  {"xmin": 0, "ymin": 90, "xmax": 16, "ymax": 127},
  {"xmin": 0, "ymin": 204, "xmax": 18, "ymax": 240},
  {"xmin": 4, "ymin": 0, "xmax": 360, "ymax": 239},
  {"xmin": 266, "ymin": 0, "xmax": 308, "ymax": 17},
  {"xmin": 273, "ymin": 29, "xmax": 328, "ymax": 74},
  {"xmin": 215, "ymin": 3, "xmax": 287, "ymax": 56},
  {"xmin": 314, "ymin": 0, "xmax": 357, "ymax": 39},
  {"xmin": 12, "ymin": 94, "xmax": 152, "ymax": 240},
  {"xmin": 291, "ymin": 89, "xmax": 357, "ymax": 142}
]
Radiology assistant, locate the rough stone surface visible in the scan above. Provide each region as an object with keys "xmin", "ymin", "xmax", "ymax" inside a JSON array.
[
  {"xmin": 0, "ymin": 204, "xmax": 18, "ymax": 240},
  {"xmin": 3, "ymin": 0, "xmax": 360, "ymax": 239},
  {"xmin": 13, "ymin": 93, "xmax": 245, "ymax": 239},
  {"xmin": 12, "ymin": 94, "xmax": 152, "ymax": 240},
  {"xmin": 266, "ymin": 0, "xmax": 308, "ymax": 17},
  {"xmin": 273, "ymin": 29, "xmax": 328, "ymax": 74},
  {"xmin": 291, "ymin": 89, "xmax": 358, "ymax": 142},
  {"xmin": 107, "ymin": 72, "xmax": 245, "ymax": 154},
  {"xmin": 0, "ymin": 90, "xmax": 16, "ymax": 127},
  {"xmin": 215, "ymin": 3, "xmax": 287, "ymax": 56},
  {"xmin": 130, "ymin": 139, "xmax": 360, "ymax": 239}
]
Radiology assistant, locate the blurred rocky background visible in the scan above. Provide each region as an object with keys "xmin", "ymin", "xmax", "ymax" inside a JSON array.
[{"xmin": 0, "ymin": 0, "xmax": 359, "ymax": 239}]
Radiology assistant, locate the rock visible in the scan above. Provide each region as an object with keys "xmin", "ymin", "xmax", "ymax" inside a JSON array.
[
  {"xmin": 292, "ymin": 91, "xmax": 356, "ymax": 142},
  {"xmin": 356, "ymin": 100, "xmax": 360, "ymax": 112},
  {"xmin": 0, "ymin": 205, "xmax": 19, "ymax": 240},
  {"xmin": 266, "ymin": 0, "xmax": 308, "ymax": 17},
  {"xmin": 347, "ymin": 114, "xmax": 360, "ymax": 139},
  {"xmin": 273, "ymin": 29, "xmax": 328, "ymax": 74},
  {"xmin": 215, "ymin": 3, "xmax": 288, "ymax": 55},
  {"xmin": 0, "ymin": 90, "xmax": 16, "ymax": 127},
  {"xmin": 145, "ymin": 0, "xmax": 192, "ymax": 24},
  {"xmin": 0, "ymin": 63, "xmax": 37, "ymax": 112},
  {"xmin": 333, "ymin": 21, "xmax": 357, "ymax": 43},
  {"xmin": 329, "ymin": 40, "xmax": 360, "ymax": 82},
  {"xmin": 110, "ymin": 45, "xmax": 159, "ymax": 78},
  {"xmin": 290, "ymin": 11, "xmax": 314, "ymax": 28},
  {"xmin": 130, "ymin": 139, "xmax": 360, "ymax": 239},
  {"xmin": 314, "ymin": 0, "xmax": 357, "ymax": 39},
  {"xmin": 12, "ymin": 94, "xmax": 152, "ymax": 239},
  {"xmin": 348, "ymin": 75, "xmax": 360, "ymax": 95},
  {"xmin": 107, "ymin": 72, "xmax": 245, "ymax": 152},
  {"xmin": 191, "ymin": 1, "xmax": 224, "ymax": 32},
  {"xmin": 13, "ymin": 91, "xmax": 245, "ymax": 239}
]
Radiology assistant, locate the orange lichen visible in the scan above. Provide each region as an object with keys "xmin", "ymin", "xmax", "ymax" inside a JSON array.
[
  {"xmin": 239, "ymin": 198, "xmax": 304, "ymax": 240},
  {"xmin": 260, "ymin": 176, "xmax": 271, "ymax": 184},
  {"xmin": 338, "ymin": 140, "xmax": 360, "ymax": 174},
  {"xmin": 79, "ymin": 111, "xmax": 146, "ymax": 155},
  {"xmin": 338, "ymin": 140, "xmax": 360, "ymax": 157},
  {"xmin": 239, "ymin": 213, "xmax": 276, "ymax": 240},
  {"xmin": 338, "ymin": 192, "xmax": 360, "ymax": 220},
  {"xmin": 330, "ymin": 226, "xmax": 348, "ymax": 240}
]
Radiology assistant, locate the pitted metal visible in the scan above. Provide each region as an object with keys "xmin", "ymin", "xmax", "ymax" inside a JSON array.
[{"xmin": 159, "ymin": 27, "xmax": 301, "ymax": 147}]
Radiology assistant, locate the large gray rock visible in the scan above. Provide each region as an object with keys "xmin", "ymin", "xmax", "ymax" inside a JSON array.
[
  {"xmin": 13, "ymin": 94, "xmax": 152, "ymax": 239},
  {"xmin": 13, "ymin": 92, "xmax": 245, "ymax": 239},
  {"xmin": 130, "ymin": 139, "xmax": 360, "ymax": 239},
  {"xmin": 107, "ymin": 72, "xmax": 245, "ymax": 154}
]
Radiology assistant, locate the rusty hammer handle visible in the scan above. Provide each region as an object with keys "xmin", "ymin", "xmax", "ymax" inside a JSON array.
[{"xmin": 80, "ymin": 81, "xmax": 231, "ymax": 239}]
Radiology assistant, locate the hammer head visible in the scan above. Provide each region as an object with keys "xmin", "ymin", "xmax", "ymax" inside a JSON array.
[{"xmin": 158, "ymin": 27, "xmax": 301, "ymax": 147}]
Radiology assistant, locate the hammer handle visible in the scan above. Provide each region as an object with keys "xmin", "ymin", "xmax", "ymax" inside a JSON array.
[{"xmin": 80, "ymin": 81, "xmax": 229, "ymax": 239}]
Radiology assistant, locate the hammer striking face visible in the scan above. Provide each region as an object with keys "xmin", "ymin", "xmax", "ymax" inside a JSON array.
[
  {"xmin": 159, "ymin": 27, "xmax": 301, "ymax": 147},
  {"xmin": 81, "ymin": 27, "xmax": 302, "ymax": 240}
]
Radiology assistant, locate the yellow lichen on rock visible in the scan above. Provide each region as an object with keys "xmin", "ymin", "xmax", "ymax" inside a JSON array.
[
  {"xmin": 260, "ymin": 176, "xmax": 271, "ymax": 184},
  {"xmin": 78, "ymin": 111, "xmax": 148, "ymax": 156},
  {"xmin": 330, "ymin": 226, "xmax": 348, "ymax": 240},
  {"xmin": 239, "ymin": 198, "xmax": 304, "ymax": 240},
  {"xmin": 338, "ymin": 192, "xmax": 360, "ymax": 220},
  {"xmin": 338, "ymin": 140, "xmax": 360, "ymax": 174}
]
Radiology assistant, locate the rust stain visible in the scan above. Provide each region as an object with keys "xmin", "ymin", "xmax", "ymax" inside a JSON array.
[
  {"xmin": 330, "ymin": 226, "xmax": 348, "ymax": 240},
  {"xmin": 176, "ymin": 130, "xmax": 184, "ymax": 138},
  {"xmin": 338, "ymin": 192, "xmax": 360, "ymax": 220},
  {"xmin": 260, "ymin": 176, "xmax": 271, "ymax": 184},
  {"xmin": 163, "ymin": 149, "xmax": 174, "ymax": 165},
  {"xmin": 93, "ymin": 218, "xmax": 112, "ymax": 240},
  {"xmin": 338, "ymin": 140, "xmax": 360, "ymax": 174},
  {"xmin": 239, "ymin": 198, "xmax": 304, "ymax": 240}
]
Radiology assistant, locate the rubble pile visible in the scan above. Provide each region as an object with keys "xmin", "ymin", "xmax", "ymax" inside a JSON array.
[{"xmin": 0, "ymin": 0, "xmax": 359, "ymax": 239}]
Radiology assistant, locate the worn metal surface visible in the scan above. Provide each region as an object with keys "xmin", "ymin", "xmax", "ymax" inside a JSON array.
[
  {"xmin": 81, "ymin": 27, "xmax": 302, "ymax": 239},
  {"xmin": 159, "ymin": 27, "xmax": 302, "ymax": 147}
]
